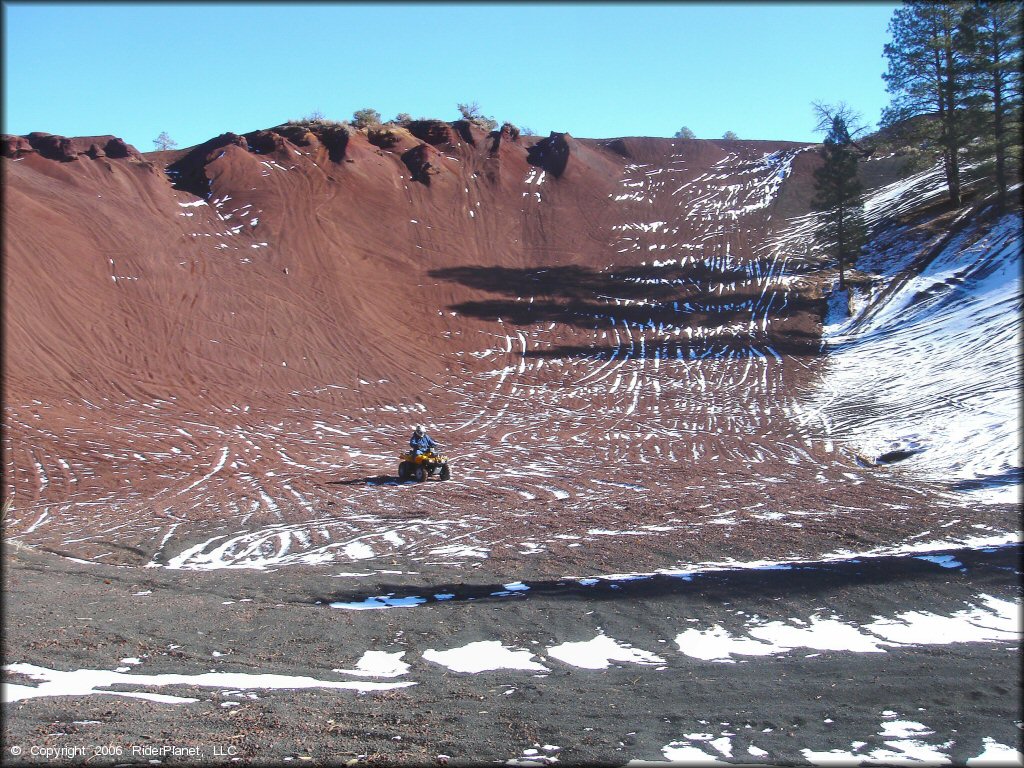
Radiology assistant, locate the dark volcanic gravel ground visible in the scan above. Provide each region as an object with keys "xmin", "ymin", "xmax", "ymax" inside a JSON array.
[{"xmin": 3, "ymin": 542, "xmax": 1021, "ymax": 766}]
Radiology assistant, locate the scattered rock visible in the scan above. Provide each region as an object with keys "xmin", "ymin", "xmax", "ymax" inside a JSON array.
[
  {"xmin": 857, "ymin": 445, "xmax": 925, "ymax": 466},
  {"xmin": 876, "ymin": 448, "xmax": 921, "ymax": 464}
]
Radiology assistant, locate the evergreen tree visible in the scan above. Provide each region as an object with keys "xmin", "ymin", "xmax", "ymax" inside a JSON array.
[
  {"xmin": 674, "ymin": 126, "xmax": 696, "ymax": 139},
  {"xmin": 812, "ymin": 114, "xmax": 866, "ymax": 292},
  {"xmin": 958, "ymin": 1, "xmax": 1022, "ymax": 209},
  {"xmin": 882, "ymin": 2, "xmax": 971, "ymax": 207}
]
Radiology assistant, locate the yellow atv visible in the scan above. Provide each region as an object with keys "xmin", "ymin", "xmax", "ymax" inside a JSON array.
[{"xmin": 398, "ymin": 449, "xmax": 451, "ymax": 482}]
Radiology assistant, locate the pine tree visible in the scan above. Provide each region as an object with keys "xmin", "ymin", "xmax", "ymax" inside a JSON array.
[
  {"xmin": 812, "ymin": 115, "xmax": 866, "ymax": 292},
  {"xmin": 882, "ymin": 2, "xmax": 971, "ymax": 207},
  {"xmin": 958, "ymin": 1, "xmax": 1023, "ymax": 210},
  {"xmin": 153, "ymin": 131, "xmax": 177, "ymax": 151}
]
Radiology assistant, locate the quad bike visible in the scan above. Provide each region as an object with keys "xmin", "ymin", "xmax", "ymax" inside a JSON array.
[{"xmin": 398, "ymin": 449, "xmax": 451, "ymax": 482}]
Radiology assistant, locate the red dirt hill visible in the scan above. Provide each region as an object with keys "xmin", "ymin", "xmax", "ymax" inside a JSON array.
[
  {"xmin": 3, "ymin": 124, "xmax": 816, "ymax": 410},
  {"xmin": 11, "ymin": 122, "xmax": 921, "ymax": 572}
]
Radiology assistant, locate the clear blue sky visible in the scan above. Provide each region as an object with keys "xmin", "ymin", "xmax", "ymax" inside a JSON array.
[{"xmin": 3, "ymin": 2, "xmax": 900, "ymax": 151}]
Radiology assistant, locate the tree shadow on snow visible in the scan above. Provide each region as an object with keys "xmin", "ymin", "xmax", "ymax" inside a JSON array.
[
  {"xmin": 309, "ymin": 544, "xmax": 1020, "ymax": 611},
  {"xmin": 949, "ymin": 468, "xmax": 1022, "ymax": 492}
]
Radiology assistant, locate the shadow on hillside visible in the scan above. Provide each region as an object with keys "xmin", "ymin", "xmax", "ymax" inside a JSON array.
[
  {"xmin": 447, "ymin": 295, "xmax": 823, "ymax": 328},
  {"xmin": 429, "ymin": 263, "xmax": 826, "ymax": 339},
  {"xmin": 430, "ymin": 260, "xmax": 821, "ymax": 303}
]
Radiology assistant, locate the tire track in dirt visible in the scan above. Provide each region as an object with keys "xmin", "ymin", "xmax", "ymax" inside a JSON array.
[{"xmin": 3, "ymin": 142, "xmax": 1015, "ymax": 572}]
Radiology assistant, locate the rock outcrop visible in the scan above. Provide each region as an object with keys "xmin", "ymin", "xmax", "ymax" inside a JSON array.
[
  {"xmin": 2, "ymin": 132, "xmax": 141, "ymax": 161},
  {"xmin": 166, "ymin": 132, "xmax": 248, "ymax": 197},
  {"xmin": 367, "ymin": 126, "xmax": 402, "ymax": 150},
  {"xmin": 402, "ymin": 143, "xmax": 441, "ymax": 185},
  {"xmin": 452, "ymin": 120, "xmax": 478, "ymax": 146},
  {"xmin": 267, "ymin": 123, "xmax": 348, "ymax": 161},
  {"xmin": 1, "ymin": 134, "xmax": 34, "ymax": 158},
  {"xmin": 602, "ymin": 138, "xmax": 631, "ymax": 158},
  {"xmin": 489, "ymin": 122, "xmax": 521, "ymax": 155},
  {"xmin": 407, "ymin": 119, "xmax": 453, "ymax": 146},
  {"xmin": 244, "ymin": 129, "xmax": 289, "ymax": 155},
  {"xmin": 273, "ymin": 124, "xmax": 317, "ymax": 147},
  {"xmin": 316, "ymin": 124, "xmax": 349, "ymax": 163},
  {"xmin": 527, "ymin": 131, "xmax": 573, "ymax": 178}
]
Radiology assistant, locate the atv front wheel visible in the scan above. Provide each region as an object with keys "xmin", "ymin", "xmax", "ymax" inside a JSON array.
[
  {"xmin": 398, "ymin": 461, "xmax": 411, "ymax": 481},
  {"xmin": 414, "ymin": 464, "xmax": 427, "ymax": 482},
  {"xmin": 440, "ymin": 463, "xmax": 451, "ymax": 481}
]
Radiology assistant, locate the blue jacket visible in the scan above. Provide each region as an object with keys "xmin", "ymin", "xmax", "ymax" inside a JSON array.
[{"xmin": 410, "ymin": 432, "xmax": 437, "ymax": 453}]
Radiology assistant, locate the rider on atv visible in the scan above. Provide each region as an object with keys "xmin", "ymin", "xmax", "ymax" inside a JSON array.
[
  {"xmin": 409, "ymin": 425, "xmax": 437, "ymax": 456},
  {"xmin": 400, "ymin": 425, "xmax": 451, "ymax": 482}
]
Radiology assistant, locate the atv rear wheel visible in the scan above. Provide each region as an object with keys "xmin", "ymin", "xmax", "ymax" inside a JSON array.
[
  {"xmin": 414, "ymin": 464, "xmax": 427, "ymax": 482},
  {"xmin": 440, "ymin": 463, "xmax": 451, "ymax": 481}
]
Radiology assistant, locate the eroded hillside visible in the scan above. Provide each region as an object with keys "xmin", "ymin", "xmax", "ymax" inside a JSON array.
[{"xmin": 2, "ymin": 123, "xmax": 1018, "ymax": 574}]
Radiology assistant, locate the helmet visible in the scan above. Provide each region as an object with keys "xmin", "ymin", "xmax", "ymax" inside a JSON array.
[{"xmin": 414, "ymin": 424, "xmax": 424, "ymax": 435}]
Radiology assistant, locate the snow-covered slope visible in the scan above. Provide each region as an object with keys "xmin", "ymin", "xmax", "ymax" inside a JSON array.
[{"xmin": 807, "ymin": 176, "xmax": 1021, "ymax": 505}]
